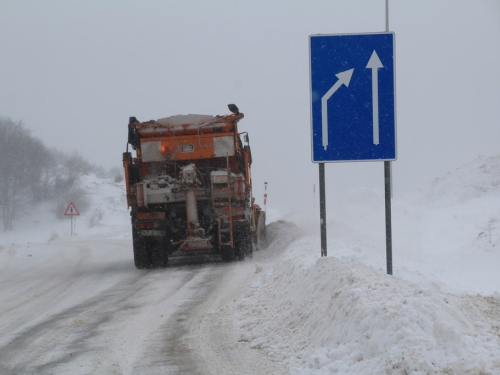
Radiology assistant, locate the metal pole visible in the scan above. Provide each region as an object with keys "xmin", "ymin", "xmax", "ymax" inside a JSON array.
[
  {"xmin": 319, "ymin": 163, "xmax": 327, "ymax": 257},
  {"xmin": 387, "ymin": 1, "xmax": 394, "ymax": 201},
  {"xmin": 384, "ymin": 0, "xmax": 393, "ymax": 275},
  {"xmin": 71, "ymin": 216, "xmax": 73, "ymax": 236},
  {"xmin": 385, "ymin": 0, "xmax": 389, "ymax": 32},
  {"xmin": 384, "ymin": 161, "xmax": 393, "ymax": 275}
]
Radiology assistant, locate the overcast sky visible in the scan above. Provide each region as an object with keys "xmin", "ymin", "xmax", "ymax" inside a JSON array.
[{"xmin": 1, "ymin": 1, "xmax": 499, "ymax": 213}]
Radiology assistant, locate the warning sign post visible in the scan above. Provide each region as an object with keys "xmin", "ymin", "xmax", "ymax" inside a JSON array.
[{"xmin": 64, "ymin": 202, "xmax": 80, "ymax": 236}]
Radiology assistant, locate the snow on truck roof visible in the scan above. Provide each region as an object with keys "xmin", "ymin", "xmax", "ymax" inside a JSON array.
[
  {"xmin": 135, "ymin": 112, "xmax": 244, "ymax": 137},
  {"xmin": 156, "ymin": 114, "xmax": 216, "ymax": 126}
]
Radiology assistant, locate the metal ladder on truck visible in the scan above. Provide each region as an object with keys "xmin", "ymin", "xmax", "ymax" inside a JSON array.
[{"xmin": 211, "ymin": 155, "xmax": 233, "ymax": 250}]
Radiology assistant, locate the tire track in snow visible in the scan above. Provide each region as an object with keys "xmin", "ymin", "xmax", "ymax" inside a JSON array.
[
  {"xmin": 0, "ymin": 269, "xmax": 147, "ymax": 374},
  {"xmin": 154, "ymin": 221, "xmax": 301, "ymax": 375},
  {"xmin": 0, "ymin": 245, "xmax": 200, "ymax": 374},
  {"xmin": 0, "ymin": 223, "xmax": 298, "ymax": 375}
]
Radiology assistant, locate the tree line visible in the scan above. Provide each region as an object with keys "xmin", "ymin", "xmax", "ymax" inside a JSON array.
[{"xmin": 0, "ymin": 116, "xmax": 122, "ymax": 231}]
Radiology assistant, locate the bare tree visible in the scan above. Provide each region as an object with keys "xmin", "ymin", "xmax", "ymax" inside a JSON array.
[
  {"xmin": 0, "ymin": 116, "xmax": 102, "ymax": 230},
  {"xmin": 25, "ymin": 137, "xmax": 55, "ymax": 202},
  {"xmin": 0, "ymin": 118, "xmax": 31, "ymax": 230}
]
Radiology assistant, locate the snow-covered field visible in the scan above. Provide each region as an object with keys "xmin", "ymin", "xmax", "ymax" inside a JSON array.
[
  {"xmin": 1, "ymin": 155, "xmax": 500, "ymax": 374},
  {"xmin": 234, "ymin": 155, "xmax": 500, "ymax": 374}
]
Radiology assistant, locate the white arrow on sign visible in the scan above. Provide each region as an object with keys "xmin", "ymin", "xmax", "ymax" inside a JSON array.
[
  {"xmin": 321, "ymin": 68, "xmax": 354, "ymax": 150},
  {"xmin": 366, "ymin": 50, "xmax": 383, "ymax": 145}
]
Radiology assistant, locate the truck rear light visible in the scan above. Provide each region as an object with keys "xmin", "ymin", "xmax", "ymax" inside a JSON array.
[{"xmin": 138, "ymin": 212, "xmax": 166, "ymax": 220}]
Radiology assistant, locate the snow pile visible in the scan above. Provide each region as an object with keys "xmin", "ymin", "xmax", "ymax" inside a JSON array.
[
  {"xmin": 233, "ymin": 155, "xmax": 500, "ymax": 374},
  {"xmin": 414, "ymin": 155, "xmax": 500, "ymax": 207},
  {"xmin": 235, "ymin": 238, "xmax": 500, "ymax": 374}
]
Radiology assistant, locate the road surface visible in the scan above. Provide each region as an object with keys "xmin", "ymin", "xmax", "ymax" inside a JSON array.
[{"xmin": 0, "ymin": 234, "xmax": 288, "ymax": 375}]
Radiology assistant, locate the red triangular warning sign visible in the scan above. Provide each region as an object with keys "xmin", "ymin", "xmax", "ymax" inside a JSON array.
[{"xmin": 64, "ymin": 202, "xmax": 80, "ymax": 216}]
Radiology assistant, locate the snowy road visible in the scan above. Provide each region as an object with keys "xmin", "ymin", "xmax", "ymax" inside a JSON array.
[
  {"xmin": 0, "ymin": 238, "xmax": 286, "ymax": 375},
  {"xmin": 3, "ymin": 157, "xmax": 500, "ymax": 374}
]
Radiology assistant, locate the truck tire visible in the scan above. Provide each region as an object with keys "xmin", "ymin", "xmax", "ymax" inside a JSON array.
[
  {"xmin": 221, "ymin": 246, "xmax": 234, "ymax": 262},
  {"xmin": 149, "ymin": 238, "xmax": 169, "ymax": 268},
  {"xmin": 235, "ymin": 225, "xmax": 252, "ymax": 260},
  {"xmin": 132, "ymin": 228, "xmax": 169, "ymax": 269},
  {"xmin": 132, "ymin": 227, "xmax": 150, "ymax": 269},
  {"xmin": 243, "ymin": 241, "xmax": 253, "ymax": 259},
  {"xmin": 236, "ymin": 244, "xmax": 245, "ymax": 261}
]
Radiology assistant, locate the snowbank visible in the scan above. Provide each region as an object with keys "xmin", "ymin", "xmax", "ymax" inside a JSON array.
[
  {"xmin": 235, "ymin": 236, "xmax": 500, "ymax": 374},
  {"xmin": 233, "ymin": 155, "xmax": 500, "ymax": 374}
]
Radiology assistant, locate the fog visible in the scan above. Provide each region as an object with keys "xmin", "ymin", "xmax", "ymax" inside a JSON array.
[{"xmin": 1, "ymin": 0, "xmax": 499, "ymax": 213}]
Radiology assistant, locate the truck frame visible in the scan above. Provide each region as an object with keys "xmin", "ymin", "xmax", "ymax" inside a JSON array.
[{"xmin": 123, "ymin": 105, "xmax": 266, "ymax": 268}]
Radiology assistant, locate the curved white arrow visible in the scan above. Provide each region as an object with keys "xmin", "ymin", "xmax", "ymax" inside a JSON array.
[
  {"xmin": 366, "ymin": 51, "xmax": 383, "ymax": 145},
  {"xmin": 321, "ymin": 68, "xmax": 354, "ymax": 150}
]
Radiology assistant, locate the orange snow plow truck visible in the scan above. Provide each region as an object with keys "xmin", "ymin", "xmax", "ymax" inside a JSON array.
[{"xmin": 123, "ymin": 104, "xmax": 266, "ymax": 269}]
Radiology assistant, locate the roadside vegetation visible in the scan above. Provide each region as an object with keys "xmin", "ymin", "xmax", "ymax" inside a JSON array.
[{"xmin": 0, "ymin": 116, "xmax": 122, "ymax": 231}]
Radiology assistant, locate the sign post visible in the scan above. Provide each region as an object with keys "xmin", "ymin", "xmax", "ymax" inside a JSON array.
[
  {"xmin": 319, "ymin": 163, "xmax": 327, "ymax": 257},
  {"xmin": 385, "ymin": 161, "xmax": 392, "ymax": 274},
  {"xmin": 64, "ymin": 202, "xmax": 80, "ymax": 236},
  {"xmin": 384, "ymin": 0, "xmax": 393, "ymax": 275},
  {"xmin": 309, "ymin": 32, "xmax": 397, "ymax": 273}
]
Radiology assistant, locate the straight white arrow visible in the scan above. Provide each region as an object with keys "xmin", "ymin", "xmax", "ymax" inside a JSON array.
[
  {"xmin": 321, "ymin": 68, "xmax": 354, "ymax": 150},
  {"xmin": 366, "ymin": 50, "xmax": 383, "ymax": 145}
]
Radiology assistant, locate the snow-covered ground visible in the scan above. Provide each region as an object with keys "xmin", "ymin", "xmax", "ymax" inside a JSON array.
[
  {"xmin": 233, "ymin": 155, "xmax": 500, "ymax": 374},
  {"xmin": 1, "ymin": 155, "xmax": 500, "ymax": 374},
  {"xmin": 0, "ymin": 175, "xmax": 131, "ymax": 246}
]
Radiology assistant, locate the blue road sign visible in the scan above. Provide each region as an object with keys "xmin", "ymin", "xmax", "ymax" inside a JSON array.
[{"xmin": 310, "ymin": 32, "xmax": 397, "ymax": 162}]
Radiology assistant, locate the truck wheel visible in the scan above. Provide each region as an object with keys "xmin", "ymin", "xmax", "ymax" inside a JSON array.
[
  {"xmin": 256, "ymin": 212, "xmax": 267, "ymax": 250},
  {"xmin": 235, "ymin": 225, "xmax": 252, "ymax": 260},
  {"xmin": 132, "ymin": 228, "xmax": 150, "ymax": 269},
  {"xmin": 236, "ymin": 244, "xmax": 245, "ymax": 261},
  {"xmin": 150, "ymin": 238, "xmax": 169, "ymax": 268},
  {"xmin": 221, "ymin": 246, "xmax": 234, "ymax": 262}
]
